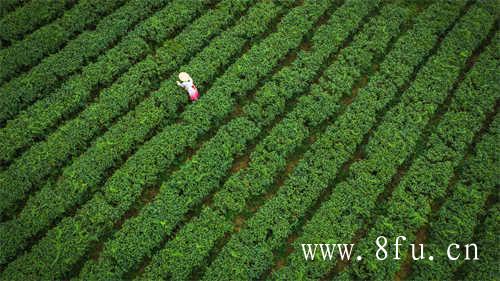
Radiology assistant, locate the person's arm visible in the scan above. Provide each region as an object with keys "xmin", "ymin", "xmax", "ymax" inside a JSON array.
[{"xmin": 176, "ymin": 81, "xmax": 183, "ymax": 87}]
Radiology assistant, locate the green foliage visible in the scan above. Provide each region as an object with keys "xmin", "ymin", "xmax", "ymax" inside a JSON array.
[
  {"xmin": 462, "ymin": 202, "xmax": 500, "ymax": 280},
  {"xmin": 408, "ymin": 58, "xmax": 500, "ymax": 280},
  {"xmin": 0, "ymin": 0, "xmax": 125, "ymax": 84},
  {"xmin": 142, "ymin": 3, "xmax": 407, "ymax": 279},
  {"xmin": 0, "ymin": 0, "xmax": 497, "ymax": 280},
  {"xmin": 342, "ymin": 6, "xmax": 498, "ymax": 279},
  {"xmin": 0, "ymin": 0, "xmax": 178, "ymax": 127},
  {"xmin": 0, "ymin": 0, "xmax": 29, "ymax": 18},
  {"xmin": 269, "ymin": 3, "xmax": 476, "ymax": 279},
  {"xmin": 0, "ymin": 0, "xmax": 72, "ymax": 44},
  {"xmin": 77, "ymin": 0, "xmax": 341, "ymax": 279},
  {"xmin": 1, "ymin": 0, "xmax": 317, "ymax": 278},
  {"xmin": 206, "ymin": 1, "xmax": 496, "ymax": 280},
  {"xmin": 0, "ymin": 0, "xmax": 257, "ymax": 267},
  {"xmin": 0, "ymin": 0, "xmax": 251, "ymax": 219}
]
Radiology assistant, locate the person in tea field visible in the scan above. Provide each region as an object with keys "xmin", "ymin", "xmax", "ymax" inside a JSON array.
[{"xmin": 176, "ymin": 72, "xmax": 200, "ymax": 102}]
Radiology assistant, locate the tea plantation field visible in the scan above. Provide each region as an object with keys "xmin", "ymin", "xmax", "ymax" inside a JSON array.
[{"xmin": 0, "ymin": 0, "xmax": 498, "ymax": 280}]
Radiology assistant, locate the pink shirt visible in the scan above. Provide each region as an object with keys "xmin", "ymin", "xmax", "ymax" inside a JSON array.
[{"xmin": 179, "ymin": 80, "xmax": 199, "ymax": 101}]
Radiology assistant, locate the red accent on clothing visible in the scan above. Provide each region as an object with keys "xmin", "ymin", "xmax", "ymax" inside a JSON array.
[{"xmin": 189, "ymin": 85, "xmax": 199, "ymax": 101}]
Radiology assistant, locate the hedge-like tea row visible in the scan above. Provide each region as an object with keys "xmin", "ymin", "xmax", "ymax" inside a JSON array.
[
  {"xmin": 0, "ymin": 0, "xmax": 210, "ymax": 163},
  {"xmin": 0, "ymin": 0, "xmax": 125, "ymax": 83},
  {"xmin": 0, "ymin": 0, "xmax": 72, "ymax": 44},
  {"xmin": 0, "ymin": 0, "xmax": 324, "ymax": 278},
  {"xmin": 0, "ymin": 0, "xmax": 176, "ymax": 127},
  {"xmin": 0, "ymin": 0, "xmax": 28, "ymax": 19},
  {"xmin": 80, "ymin": 116, "xmax": 261, "ymax": 280},
  {"xmin": 76, "ymin": 0, "xmax": 345, "ymax": 278},
  {"xmin": 80, "ymin": 1, "xmax": 383, "ymax": 278},
  {"xmin": 0, "ymin": 0, "xmax": 255, "ymax": 217},
  {"xmin": 139, "ymin": 4, "xmax": 408, "ymax": 279},
  {"xmin": 409, "ymin": 113, "xmax": 499, "ymax": 280},
  {"xmin": 339, "ymin": 16, "xmax": 498, "ymax": 281},
  {"xmin": 462, "ymin": 201, "xmax": 500, "ymax": 280},
  {"xmin": 278, "ymin": 18, "xmax": 498, "ymax": 281},
  {"xmin": 0, "ymin": 118, "xmax": 258, "ymax": 281},
  {"xmin": 0, "ymin": 0, "xmax": 288, "ymax": 266},
  {"xmin": 344, "ymin": 119, "xmax": 499, "ymax": 281},
  {"xmin": 202, "ymin": 1, "xmax": 479, "ymax": 280}
]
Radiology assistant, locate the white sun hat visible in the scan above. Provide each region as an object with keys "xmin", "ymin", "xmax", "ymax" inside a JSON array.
[{"xmin": 178, "ymin": 72, "xmax": 192, "ymax": 82}]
